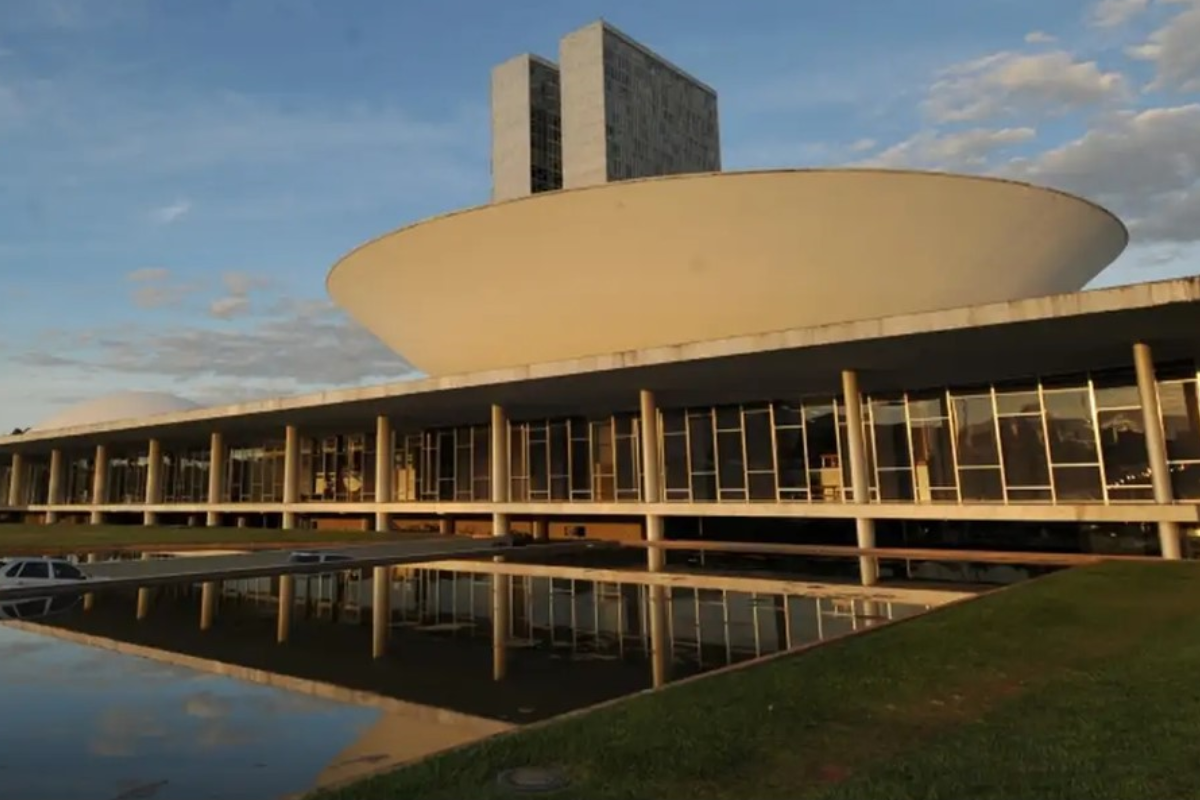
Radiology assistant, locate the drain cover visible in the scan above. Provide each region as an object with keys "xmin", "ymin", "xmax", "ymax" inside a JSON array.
[{"xmin": 496, "ymin": 766, "xmax": 570, "ymax": 793}]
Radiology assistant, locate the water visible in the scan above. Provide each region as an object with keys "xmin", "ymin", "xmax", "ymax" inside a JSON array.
[{"xmin": 0, "ymin": 560, "xmax": 939, "ymax": 799}]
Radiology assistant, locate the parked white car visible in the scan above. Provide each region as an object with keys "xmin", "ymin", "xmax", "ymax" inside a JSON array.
[{"xmin": 0, "ymin": 557, "xmax": 91, "ymax": 588}]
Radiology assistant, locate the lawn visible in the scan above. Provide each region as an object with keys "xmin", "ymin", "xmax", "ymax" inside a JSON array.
[
  {"xmin": 0, "ymin": 523, "xmax": 421, "ymax": 554},
  {"xmin": 313, "ymin": 561, "xmax": 1200, "ymax": 800}
]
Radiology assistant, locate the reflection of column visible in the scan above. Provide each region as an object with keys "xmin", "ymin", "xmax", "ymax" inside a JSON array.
[
  {"xmin": 207, "ymin": 432, "xmax": 225, "ymax": 528},
  {"xmin": 199, "ymin": 581, "xmax": 217, "ymax": 631},
  {"xmin": 6, "ymin": 453, "xmax": 23, "ymax": 507},
  {"xmin": 375, "ymin": 415, "xmax": 394, "ymax": 533},
  {"xmin": 1134, "ymin": 342, "xmax": 1182, "ymax": 560},
  {"xmin": 862, "ymin": 599, "xmax": 881, "ymax": 629},
  {"xmin": 841, "ymin": 370, "xmax": 879, "ymax": 585},
  {"xmin": 277, "ymin": 574, "xmax": 294, "ymax": 644},
  {"xmin": 532, "ymin": 518, "xmax": 549, "ymax": 541},
  {"xmin": 144, "ymin": 438, "xmax": 162, "ymax": 527},
  {"xmin": 439, "ymin": 517, "xmax": 454, "ymax": 536},
  {"xmin": 492, "ymin": 574, "xmax": 510, "ymax": 681},
  {"xmin": 491, "ymin": 404, "xmax": 510, "ymax": 538},
  {"xmin": 648, "ymin": 584, "xmax": 670, "ymax": 689},
  {"xmin": 83, "ymin": 552, "xmax": 99, "ymax": 611},
  {"xmin": 640, "ymin": 390, "xmax": 664, "ymax": 572},
  {"xmin": 282, "ymin": 425, "xmax": 299, "ymax": 530},
  {"xmin": 136, "ymin": 553, "xmax": 152, "ymax": 620},
  {"xmin": 90, "ymin": 444, "xmax": 108, "ymax": 525},
  {"xmin": 372, "ymin": 566, "xmax": 391, "ymax": 659},
  {"xmin": 46, "ymin": 448, "xmax": 64, "ymax": 524}
]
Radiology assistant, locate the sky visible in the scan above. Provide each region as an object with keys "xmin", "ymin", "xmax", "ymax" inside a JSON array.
[{"xmin": 1, "ymin": 0, "xmax": 1199, "ymax": 431}]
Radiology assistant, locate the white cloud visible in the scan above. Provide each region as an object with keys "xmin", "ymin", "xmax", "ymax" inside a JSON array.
[
  {"xmin": 925, "ymin": 51, "xmax": 1128, "ymax": 122},
  {"xmin": 149, "ymin": 197, "xmax": 191, "ymax": 224},
  {"xmin": 866, "ymin": 127, "xmax": 1037, "ymax": 170},
  {"xmin": 221, "ymin": 270, "xmax": 270, "ymax": 296},
  {"xmin": 126, "ymin": 266, "xmax": 170, "ymax": 282},
  {"xmin": 1024, "ymin": 31, "xmax": 1058, "ymax": 44},
  {"xmin": 1090, "ymin": 0, "xmax": 1150, "ymax": 27},
  {"xmin": 208, "ymin": 295, "xmax": 250, "ymax": 319},
  {"xmin": 1127, "ymin": 0, "xmax": 1200, "ymax": 93},
  {"xmin": 1005, "ymin": 104, "xmax": 1200, "ymax": 243},
  {"xmin": 849, "ymin": 138, "xmax": 877, "ymax": 153}
]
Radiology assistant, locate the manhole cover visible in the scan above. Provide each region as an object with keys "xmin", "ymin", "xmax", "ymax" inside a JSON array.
[{"xmin": 496, "ymin": 766, "xmax": 570, "ymax": 793}]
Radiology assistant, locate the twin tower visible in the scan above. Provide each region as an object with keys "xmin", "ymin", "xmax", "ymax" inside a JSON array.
[{"xmin": 490, "ymin": 20, "xmax": 721, "ymax": 202}]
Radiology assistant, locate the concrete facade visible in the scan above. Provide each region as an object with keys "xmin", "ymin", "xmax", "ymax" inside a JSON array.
[
  {"xmin": 490, "ymin": 54, "xmax": 562, "ymax": 202},
  {"xmin": 559, "ymin": 21, "xmax": 719, "ymax": 189}
]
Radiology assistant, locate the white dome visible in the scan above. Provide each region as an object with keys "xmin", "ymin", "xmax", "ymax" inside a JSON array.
[{"xmin": 32, "ymin": 391, "xmax": 201, "ymax": 432}]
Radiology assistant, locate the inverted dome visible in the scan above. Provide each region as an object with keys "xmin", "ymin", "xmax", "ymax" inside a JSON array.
[
  {"xmin": 328, "ymin": 168, "xmax": 1128, "ymax": 376},
  {"xmin": 32, "ymin": 391, "xmax": 201, "ymax": 432}
]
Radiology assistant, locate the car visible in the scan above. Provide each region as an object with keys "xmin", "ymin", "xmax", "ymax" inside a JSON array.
[
  {"xmin": 0, "ymin": 557, "xmax": 91, "ymax": 589},
  {"xmin": 0, "ymin": 593, "xmax": 83, "ymax": 621},
  {"xmin": 287, "ymin": 551, "xmax": 353, "ymax": 565}
]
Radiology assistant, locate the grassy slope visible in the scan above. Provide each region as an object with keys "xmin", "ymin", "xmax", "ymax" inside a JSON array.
[
  {"xmin": 315, "ymin": 562, "xmax": 1200, "ymax": 800},
  {"xmin": 0, "ymin": 523, "xmax": 417, "ymax": 553}
]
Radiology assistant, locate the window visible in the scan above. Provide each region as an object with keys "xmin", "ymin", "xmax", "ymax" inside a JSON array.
[
  {"xmin": 53, "ymin": 562, "xmax": 85, "ymax": 580},
  {"xmin": 19, "ymin": 561, "xmax": 50, "ymax": 580}
]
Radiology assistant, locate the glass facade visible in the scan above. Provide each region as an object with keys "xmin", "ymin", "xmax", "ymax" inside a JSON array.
[{"xmin": 10, "ymin": 364, "xmax": 1200, "ymax": 509}]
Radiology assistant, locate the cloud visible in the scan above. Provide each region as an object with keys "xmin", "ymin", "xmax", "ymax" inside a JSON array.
[
  {"xmin": 149, "ymin": 198, "xmax": 191, "ymax": 224},
  {"xmin": 1005, "ymin": 104, "xmax": 1200, "ymax": 243},
  {"xmin": 865, "ymin": 127, "xmax": 1037, "ymax": 170},
  {"xmin": 13, "ymin": 295, "xmax": 414, "ymax": 388},
  {"xmin": 207, "ymin": 270, "xmax": 270, "ymax": 319},
  {"xmin": 1090, "ymin": 0, "xmax": 1150, "ymax": 27},
  {"xmin": 925, "ymin": 51, "xmax": 1128, "ymax": 123},
  {"xmin": 1024, "ymin": 31, "xmax": 1057, "ymax": 44},
  {"xmin": 1127, "ymin": 0, "xmax": 1200, "ymax": 93},
  {"xmin": 208, "ymin": 295, "xmax": 250, "ymax": 319},
  {"xmin": 126, "ymin": 267, "xmax": 170, "ymax": 282}
]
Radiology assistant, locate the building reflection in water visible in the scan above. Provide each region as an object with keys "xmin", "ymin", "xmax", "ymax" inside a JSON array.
[{"xmin": 44, "ymin": 566, "xmax": 930, "ymax": 722}]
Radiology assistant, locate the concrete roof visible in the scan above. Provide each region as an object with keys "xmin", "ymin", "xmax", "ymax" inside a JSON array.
[
  {"xmin": 3, "ymin": 276, "xmax": 1198, "ymax": 454},
  {"xmin": 328, "ymin": 169, "xmax": 1127, "ymax": 375}
]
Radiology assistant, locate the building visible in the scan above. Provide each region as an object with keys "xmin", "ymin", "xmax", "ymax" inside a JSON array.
[
  {"xmin": 490, "ymin": 54, "xmax": 563, "ymax": 202},
  {"xmin": 3, "ymin": 50, "xmax": 1200, "ymax": 587},
  {"xmin": 490, "ymin": 20, "xmax": 720, "ymax": 201}
]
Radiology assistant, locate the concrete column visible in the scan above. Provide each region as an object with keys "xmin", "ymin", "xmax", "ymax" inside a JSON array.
[
  {"xmin": 639, "ymin": 390, "xmax": 665, "ymax": 572},
  {"xmin": 282, "ymin": 425, "xmax": 300, "ymax": 530},
  {"xmin": 83, "ymin": 552, "xmax": 99, "ymax": 611},
  {"xmin": 647, "ymin": 583, "xmax": 669, "ymax": 689},
  {"xmin": 46, "ymin": 449, "xmax": 64, "ymax": 524},
  {"xmin": 841, "ymin": 370, "xmax": 879, "ymax": 586},
  {"xmin": 492, "ymin": 574, "xmax": 510, "ymax": 681},
  {"xmin": 532, "ymin": 518, "xmax": 549, "ymax": 541},
  {"xmin": 372, "ymin": 566, "xmax": 390, "ymax": 659},
  {"xmin": 1134, "ymin": 342, "xmax": 1182, "ymax": 560},
  {"xmin": 277, "ymin": 574, "xmax": 294, "ymax": 644},
  {"xmin": 199, "ymin": 581, "xmax": 217, "ymax": 631},
  {"xmin": 491, "ymin": 404, "xmax": 510, "ymax": 538},
  {"xmin": 375, "ymin": 415, "xmax": 394, "ymax": 533},
  {"xmin": 143, "ymin": 438, "xmax": 162, "ymax": 527},
  {"xmin": 90, "ymin": 444, "xmax": 108, "ymax": 525},
  {"xmin": 206, "ymin": 432, "xmax": 225, "ymax": 527},
  {"xmin": 6, "ymin": 453, "xmax": 23, "ymax": 507}
]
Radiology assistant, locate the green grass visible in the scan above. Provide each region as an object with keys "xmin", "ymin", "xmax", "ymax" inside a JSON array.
[
  {"xmin": 0, "ymin": 523, "xmax": 422, "ymax": 554},
  {"xmin": 314, "ymin": 562, "xmax": 1200, "ymax": 800}
]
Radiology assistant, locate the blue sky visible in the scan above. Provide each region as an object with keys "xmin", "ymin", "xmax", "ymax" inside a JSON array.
[{"xmin": 1, "ymin": 0, "xmax": 1198, "ymax": 430}]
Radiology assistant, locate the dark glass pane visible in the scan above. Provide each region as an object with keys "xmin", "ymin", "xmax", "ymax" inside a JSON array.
[
  {"xmin": 930, "ymin": 487, "xmax": 960, "ymax": 502},
  {"xmin": 1171, "ymin": 463, "xmax": 1200, "ymax": 500},
  {"xmin": 748, "ymin": 472, "xmax": 776, "ymax": 501},
  {"xmin": 998, "ymin": 416, "xmax": 1050, "ymax": 487},
  {"xmin": 688, "ymin": 415, "xmax": 715, "ymax": 474},
  {"xmin": 570, "ymin": 439, "xmax": 591, "ymax": 493},
  {"xmin": 664, "ymin": 435, "xmax": 690, "ymax": 492},
  {"xmin": 773, "ymin": 402, "xmax": 802, "ymax": 427},
  {"xmin": 994, "ymin": 390, "xmax": 1042, "ymax": 417},
  {"xmin": 473, "ymin": 432, "xmax": 490, "ymax": 486},
  {"xmin": 615, "ymin": 435, "xmax": 636, "ymax": 492},
  {"xmin": 1044, "ymin": 390, "xmax": 1098, "ymax": 463},
  {"xmin": 871, "ymin": 400, "xmax": 910, "ymax": 469},
  {"xmin": 774, "ymin": 427, "xmax": 805, "ymax": 490},
  {"xmin": 715, "ymin": 406, "xmax": 741, "ymax": 430},
  {"xmin": 1097, "ymin": 409, "xmax": 1150, "ymax": 488},
  {"xmin": 1107, "ymin": 486, "xmax": 1155, "ymax": 502},
  {"xmin": 1160, "ymin": 381, "xmax": 1200, "ymax": 461},
  {"xmin": 691, "ymin": 472, "xmax": 717, "ymax": 501},
  {"xmin": 907, "ymin": 393, "xmax": 948, "ymax": 420},
  {"xmin": 550, "ymin": 422, "xmax": 569, "ymax": 478},
  {"xmin": 614, "ymin": 416, "xmax": 634, "ymax": 437},
  {"xmin": 717, "ymin": 430, "xmax": 745, "ymax": 490},
  {"xmin": 510, "ymin": 427, "xmax": 527, "ymax": 478},
  {"xmin": 953, "ymin": 395, "xmax": 999, "ymax": 466},
  {"xmin": 438, "ymin": 434, "xmax": 455, "ymax": 481},
  {"xmin": 1093, "ymin": 383, "xmax": 1141, "ymax": 410},
  {"xmin": 550, "ymin": 476, "xmax": 569, "ymax": 501},
  {"xmin": 661, "ymin": 409, "xmax": 686, "ymax": 435},
  {"xmin": 455, "ymin": 442, "xmax": 472, "ymax": 495},
  {"xmin": 877, "ymin": 469, "xmax": 914, "ymax": 501},
  {"xmin": 744, "ymin": 411, "xmax": 773, "ymax": 471},
  {"xmin": 959, "ymin": 468, "xmax": 1002, "ymax": 501},
  {"xmin": 804, "ymin": 405, "xmax": 838, "ymax": 471},
  {"xmin": 1052, "ymin": 465, "xmax": 1103, "ymax": 500},
  {"xmin": 910, "ymin": 419, "xmax": 956, "ymax": 496},
  {"xmin": 1007, "ymin": 487, "xmax": 1053, "ymax": 502}
]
